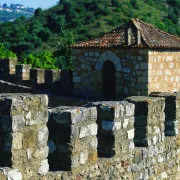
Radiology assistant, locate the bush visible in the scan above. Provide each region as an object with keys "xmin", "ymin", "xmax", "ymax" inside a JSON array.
[
  {"xmin": 0, "ymin": 43, "xmax": 16, "ymax": 58},
  {"xmin": 24, "ymin": 51, "xmax": 56, "ymax": 69}
]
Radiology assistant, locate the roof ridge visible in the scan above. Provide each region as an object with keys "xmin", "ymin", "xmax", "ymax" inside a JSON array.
[
  {"xmin": 131, "ymin": 18, "xmax": 151, "ymax": 48},
  {"xmin": 136, "ymin": 18, "xmax": 180, "ymax": 41}
]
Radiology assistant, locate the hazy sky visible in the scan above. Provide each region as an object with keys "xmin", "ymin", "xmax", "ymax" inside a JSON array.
[{"xmin": 0, "ymin": 0, "xmax": 58, "ymax": 9}]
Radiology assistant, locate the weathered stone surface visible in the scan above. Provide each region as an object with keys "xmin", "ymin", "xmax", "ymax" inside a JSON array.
[
  {"xmin": 150, "ymin": 92, "xmax": 180, "ymax": 136},
  {"xmin": 45, "ymin": 69, "xmax": 61, "ymax": 84},
  {"xmin": 73, "ymin": 76, "xmax": 81, "ymax": 83},
  {"xmin": 30, "ymin": 69, "xmax": 45, "ymax": 84},
  {"xmin": 72, "ymin": 49, "xmax": 151, "ymax": 99},
  {"xmin": 16, "ymin": 64, "xmax": 31, "ymax": 81},
  {"xmin": 0, "ymin": 94, "xmax": 49, "ymax": 179},
  {"xmin": 1, "ymin": 94, "xmax": 180, "ymax": 179},
  {"xmin": 102, "ymin": 121, "xmax": 121, "ymax": 131},
  {"xmin": 38, "ymin": 159, "xmax": 49, "ymax": 175},
  {"xmin": 0, "ymin": 58, "xmax": 17, "ymax": 80},
  {"xmin": 86, "ymin": 101, "xmax": 135, "ymax": 158},
  {"xmin": 48, "ymin": 106, "xmax": 98, "ymax": 171},
  {"xmin": 0, "ymin": 168, "xmax": 22, "ymax": 180},
  {"xmin": 79, "ymin": 123, "xmax": 97, "ymax": 138},
  {"xmin": 126, "ymin": 96, "xmax": 165, "ymax": 147},
  {"xmin": 127, "ymin": 129, "xmax": 134, "ymax": 139}
]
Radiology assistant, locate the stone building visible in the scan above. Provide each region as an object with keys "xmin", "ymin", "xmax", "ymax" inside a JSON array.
[{"xmin": 71, "ymin": 18, "xmax": 180, "ymax": 100}]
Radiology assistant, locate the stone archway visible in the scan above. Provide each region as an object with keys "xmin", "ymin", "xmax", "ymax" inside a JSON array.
[
  {"xmin": 95, "ymin": 51, "xmax": 122, "ymax": 71},
  {"xmin": 102, "ymin": 60, "xmax": 116, "ymax": 100},
  {"xmin": 94, "ymin": 51, "xmax": 122, "ymax": 100}
]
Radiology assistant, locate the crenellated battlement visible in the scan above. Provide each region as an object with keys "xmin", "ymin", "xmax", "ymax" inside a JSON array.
[
  {"xmin": 0, "ymin": 58, "xmax": 72, "ymax": 96},
  {"xmin": 0, "ymin": 58, "xmax": 61, "ymax": 84},
  {"xmin": 0, "ymin": 93, "xmax": 180, "ymax": 179}
]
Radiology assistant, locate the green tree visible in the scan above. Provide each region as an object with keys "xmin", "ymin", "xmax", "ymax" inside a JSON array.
[
  {"xmin": 59, "ymin": 0, "xmax": 67, "ymax": 5},
  {"xmin": 47, "ymin": 14, "xmax": 63, "ymax": 32},
  {"xmin": 55, "ymin": 30, "xmax": 74, "ymax": 70},
  {"xmin": 34, "ymin": 8, "xmax": 43, "ymax": 17},
  {"xmin": 37, "ymin": 28, "xmax": 51, "ymax": 42}
]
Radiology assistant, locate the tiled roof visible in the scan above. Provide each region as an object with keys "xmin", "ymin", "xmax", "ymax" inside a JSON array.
[{"xmin": 71, "ymin": 18, "xmax": 180, "ymax": 49}]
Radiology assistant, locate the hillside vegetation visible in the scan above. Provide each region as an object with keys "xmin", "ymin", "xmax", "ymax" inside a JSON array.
[{"xmin": 0, "ymin": 0, "xmax": 179, "ymax": 69}]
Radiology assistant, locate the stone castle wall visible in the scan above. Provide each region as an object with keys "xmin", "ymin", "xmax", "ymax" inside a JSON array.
[
  {"xmin": 148, "ymin": 50, "xmax": 180, "ymax": 94},
  {"xmin": 0, "ymin": 58, "xmax": 72, "ymax": 96},
  {"xmin": 0, "ymin": 59, "xmax": 61, "ymax": 85},
  {"xmin": 1, "ymin": 93, "xmax": 180, "ymax": 179}
]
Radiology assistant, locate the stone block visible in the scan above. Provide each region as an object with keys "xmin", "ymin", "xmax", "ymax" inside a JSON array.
[
  {"xmin": 79, "ymin": 56, "xmax": 85, "ymax": 62},
  {"xmin": 30, "ymin": 69, "xmax": 45, "ymax": 84},
  {"xmin": 45, "ymin": 69, "xmax": 61, "ymax": 84},
  {"xmin": 0, "ymin": 94, "xmax": 49, "ymax": 177},
  {"xmin": 95, "ymin": 52, "xmax": 100, "ymax": 57},
  {"xmin": 0, "ymin": 58, "xmax": 17, "ymax": 80},
  {"xmin": 86, "ymin": 101, "xmax": 135, "ymax": 157},
  {"xmin": 140, "ymin": 62, "xmax": 148, "ymax": 70},
  {"xmin": 38, "ymin": 159, "xmax": 49, "ymax": 175},
  {"xmin": 48, "ymin": 106, "xmax": 98, "ymax": 171},
  {"xmin": 16, "ymin": 64, "xmax": 31, "ymax": 81},
  {"xmin": 126, "ymin": 96, "xmax": 165, "ymax": 147},
  {"xmin": 150, "ymin": 92, "xmax": 180, "ymax": 136},
  {"xmin": 95, "ymin": 63, "xmax": 103, "ymax": 71},
  {"xmin": 0, "ymin": 168, "xmax": 22, "ymax": 180},
  {"xmin": 102, "ymin": 121, "xmax": 121, "ymax": 131},
  {"xmin": 115, "ymin": 63, "xmax": 122, "ymax": 71},
  {"xmin": 123, "ymin": 67, "xmax": 131, "ymax": 73},
  {"xmin": 79, "ymin": 123, "xmax": 97, "ymax": 138},
  {"xmin": 73, "ymin": 76, "xmax": 81, "ymax": 83}
]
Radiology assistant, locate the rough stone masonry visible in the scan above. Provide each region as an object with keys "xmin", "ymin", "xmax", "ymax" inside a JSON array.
[
  {"xmin": 0, "ymin": 94, "xmax": 180, "ymax": 179},
  {"xmin": 0, "ymin": 93, "xmax": 49, "ymax": 179}
]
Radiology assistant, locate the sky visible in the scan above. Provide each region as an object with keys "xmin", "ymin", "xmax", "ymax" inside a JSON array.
[{"xmin": 0, "ymin": 0, "xmax": 58, "ymax": 9}]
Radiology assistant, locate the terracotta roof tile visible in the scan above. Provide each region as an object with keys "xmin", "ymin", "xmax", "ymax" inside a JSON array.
[{"xmin": 71, "ymin": 19, "xmax": 180, "ymax": 49}]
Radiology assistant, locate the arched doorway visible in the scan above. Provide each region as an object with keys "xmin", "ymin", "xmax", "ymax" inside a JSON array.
[{"xmin": 102, "ymin": 60, "xmax": 116, "ymax": 100}]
